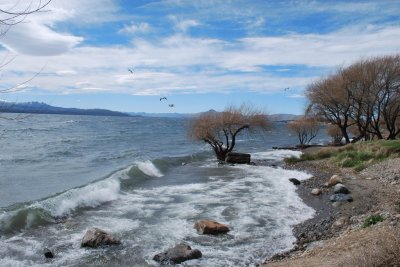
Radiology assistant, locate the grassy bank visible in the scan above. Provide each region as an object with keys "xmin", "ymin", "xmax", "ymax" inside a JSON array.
[{"xmin": 285, "ymin": 140, "xmax": 400, "ymax": 172}]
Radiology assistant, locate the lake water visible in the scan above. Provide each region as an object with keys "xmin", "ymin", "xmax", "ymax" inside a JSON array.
[{"xmin": 0, "ymin": 114, "xmax": 327, "ymax": 266}]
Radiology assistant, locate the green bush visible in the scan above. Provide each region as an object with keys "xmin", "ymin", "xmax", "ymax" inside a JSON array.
[{"xmin": 362, "ymin": 215, "xmax": 384, "ymax": 228}]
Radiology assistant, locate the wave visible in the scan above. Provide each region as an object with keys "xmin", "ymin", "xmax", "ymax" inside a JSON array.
[
  {"xmin": 137, "ymin": 160, "xmax": 164, "ymax": 177},
  {"xmin": 0, "ymin": 152, "xmax": 210, "ymax": 234},
  {"xmin": 0, "ymin": 177, "xmax": 121, "ymax": 234}
]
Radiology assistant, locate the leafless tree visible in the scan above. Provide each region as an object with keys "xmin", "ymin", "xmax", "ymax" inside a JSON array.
[
  {"xmin": 306, "ymin": 54, "xmax": 400, "ymax": 142},
  {"xmin": 189, "ymin": 105, "xmax": 271, "ymax": 161},
  {"xmin": 0, "ymin": 1, "xmax": 51, "ymax": 107},
  {"xmin": 287, "ymin": 116, "xmax": 320, "ymax": 147},
  {"xmin": 326, "ymin": 124, "xmax": 344, "ymax": 145},
  {"xmin": 0, "ymin": 0, "xmax": 51, "ymax": 35},
  {"xmin": 306, "ymin": 70, "xmax": 354, "ymax": 143}
]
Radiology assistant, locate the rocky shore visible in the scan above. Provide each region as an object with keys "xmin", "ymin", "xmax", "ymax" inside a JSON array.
[{"xmin": 263, "ymin": 153, "xmax": 400, "ymax": 267}]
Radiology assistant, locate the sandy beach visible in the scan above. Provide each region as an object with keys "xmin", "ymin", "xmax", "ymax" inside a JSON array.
[{"xmin": 263, "ymin": 151, "xmax": 400, "ymax": 267}]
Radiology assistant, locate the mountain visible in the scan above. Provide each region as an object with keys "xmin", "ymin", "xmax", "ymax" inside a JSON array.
[
  {"xmin": 0, "ymin": 101, "xmax": 131, "ymax": 117},
  {"xmin": 268, "ymin": 113, "xmax": 302, "ymax": 122}
]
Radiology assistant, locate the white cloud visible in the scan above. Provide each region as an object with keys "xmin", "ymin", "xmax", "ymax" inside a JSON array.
[
  {"xmin": 118, "ymin": 22, "xmax": 151, "ymax": 34},
  {"xmin": 168, "ymin": 16, "xmax": 201, "ymax": 32},
  {"xmin": 176, "ymin": 19, "xmax": 200, "ymax": 32},
  {"xmin": 1, "ymin": 0, "xmax": 400, "ymax": 98},
  {"xmin": 0, "ymin": 22, "xmax": 83, "ymax": 56},
  {"xmin": 56, "ymin": 70, "xmax": 78, "ymax": 76}
]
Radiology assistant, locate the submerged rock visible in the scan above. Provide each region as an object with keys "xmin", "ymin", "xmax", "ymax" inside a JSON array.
[
  {"xmin": 329, "ymin": 193, "xmax": 353, "ymax": 202},
  {"xmin": 81, "ymin": 228, "xmax": 121, "ymax": 248},
  {"xmin": 153, "ymin": 243, "xmax": 202, "ymax": 264},
  {"xmin": 194, "ymin": 220, "xmax": 230, "ymax": 235},
  {"xmin": 43, "ymin": 248, "xmax": 54, "ymax": 258},
  {"xmin": 289, "ymin": 178, "xmax": 301, "ymax": 185}
]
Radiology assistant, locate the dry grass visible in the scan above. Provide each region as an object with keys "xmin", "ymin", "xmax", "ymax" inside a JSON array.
[
  {"xmin": 342, "ymin": 225, "xmax": 400, "ymax": 267},
  {"xmin": 284, "ymin": 140, "xmax": 400, "ymax": 172},
  {"xmin": 264, "ymin": 224, "xmax": 400, "ymax": 267}
]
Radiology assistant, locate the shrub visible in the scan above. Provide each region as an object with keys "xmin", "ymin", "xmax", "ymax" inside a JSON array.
[{"xmin": 362, "ymin": 215, "xmax": 384, "ymax": 228}]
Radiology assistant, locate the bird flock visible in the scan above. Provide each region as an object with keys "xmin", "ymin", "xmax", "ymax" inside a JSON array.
[{"xmin": 128, "ymin": 67, "xmax": 174, "ymax": 108}]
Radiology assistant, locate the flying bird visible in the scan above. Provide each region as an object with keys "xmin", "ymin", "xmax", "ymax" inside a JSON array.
[
  {"xmin": 160, "ymin": 97, "xmax": 167, "ymax": 101},
  {"xmin": 169, "ymin": 104, "xmax": 174, "ymax": 108},
  {"xmin": 128, "ymin": 68, "xmax": 134, "ymax": 74},
  {"xmin": 284, "ymin": 87, "xmax": 290, "ymax": 91}
]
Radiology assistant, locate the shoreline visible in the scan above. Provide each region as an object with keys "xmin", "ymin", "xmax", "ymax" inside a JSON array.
[{"xmin": 262, "ymin": 149, "xmax": 400, "ymax": 266}]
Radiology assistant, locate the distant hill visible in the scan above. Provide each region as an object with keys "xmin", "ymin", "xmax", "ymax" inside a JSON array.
[
  {"xmin": 128, "ymin": 110, "xmax": 300, "ymax": 121},
  {"xmin": 0, "ymin": 101, "xmax": 131, "ymax": 117},
  {"xmin": 268, "ymin": 113, "xmax": 302, "ymax": 122}
]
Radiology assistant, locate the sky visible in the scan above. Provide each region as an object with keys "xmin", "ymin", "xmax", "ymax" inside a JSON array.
[{"xmin": 0, "ymin": 0, "xmax": 399, "ymax": 114}]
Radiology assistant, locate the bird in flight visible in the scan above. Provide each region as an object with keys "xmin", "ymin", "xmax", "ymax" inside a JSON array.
[
  {"xmin": 169, "ymin": 104, "xmax": 174, "ymax": 108},
  {"xmin": 160, "ymin": 97, "xmax": 167, "ymax": 101},
  {"xmin": 284, "ymin": 87, "xmax": 290, "ymax": 91},
  {"xmin": 128, "ymin": 68, "xmax": 134, "ymax": 74}
]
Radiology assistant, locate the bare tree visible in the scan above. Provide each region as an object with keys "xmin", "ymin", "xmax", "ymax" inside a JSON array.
[
  {"xmin": 307, "ymin": 70, "xmax": 354, "ymax": 143},
  {"xmin": 189, "ymin": 105, "xmax": 271, "ymax": 161},
  {"xmin": 306, "ymin": 54, "xmax": 400, "ymax": 142},
  {"xmin": 0, "ymin": 1, "xmax": 51, "ymax": 105},
  {"xmin": 326, "ymin": 124, "xmax": 344, "ymax": 145},
  {"xmin": 0, "ymin": 0, "xmax": 51, "ymax": 35},
  {"xmin": 287, "ymin": 116, "xmax": 320, "ymax": 147}
]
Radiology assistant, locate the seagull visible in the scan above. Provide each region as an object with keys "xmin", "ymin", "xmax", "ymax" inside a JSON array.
[
  {"xmin": 128, "ymin": 68, "xmax": 134, "ymax": 74},
  {"xmin": 160, "ymin": 97, "xmax": 167, "ymax": 101},
  {"xmin": 169, "ymin": 104, "xmax": 174, "ymax": 107},
  {"xmin": 284, "ymin": 87, "xmax": 290, "ymax": 91}
]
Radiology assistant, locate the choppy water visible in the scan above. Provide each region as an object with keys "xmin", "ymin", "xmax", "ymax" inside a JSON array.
[{"xmin": 0, "ymin": 114, "xmax": 327, "ymax": 266}]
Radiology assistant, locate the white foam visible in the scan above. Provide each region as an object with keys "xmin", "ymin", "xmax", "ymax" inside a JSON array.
[
  {"xmin": 252, "ymin": 149, "xmax": 302, "ymax": 160},
  {"xmin": 35, "ymin": 178, "xmax": 120, "ymax": 217},
  {"xmin": 137, "ymin": 160, "xmax": 163, "ymax": 177}
]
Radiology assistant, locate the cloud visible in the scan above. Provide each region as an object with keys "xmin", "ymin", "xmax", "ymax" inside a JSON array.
[
  {"xmin": 0, "ymin": 22, "xmax": 83, "ymax": 56},
  {"xmin": 1, "ymin": 0, "xmax": 400, "ymax": 99},
  {"xmin": 168, "ymin": 16, "xmax": 201, "ymax": 32},
  {"xmin": 56, "ymin": 70, "xmax": 78, "ymax": 76},
  {"xmin": 118, "ymin": 22, "xmax": 151, "ymax": 34}
]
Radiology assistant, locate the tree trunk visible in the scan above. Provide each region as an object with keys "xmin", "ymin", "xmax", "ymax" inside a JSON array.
[{"xmin": 216, "ymin": 150, "xmax": 228, "ymax": 161}]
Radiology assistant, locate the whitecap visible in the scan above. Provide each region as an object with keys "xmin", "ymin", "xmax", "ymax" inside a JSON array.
[{"xmin": 136, "ymin": 160, "xmax": 163, "ymax": 177}]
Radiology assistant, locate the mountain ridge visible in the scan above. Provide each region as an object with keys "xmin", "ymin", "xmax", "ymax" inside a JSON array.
[{"xmin": 0, "ymin": 101, "xmax": 131, "ymax": 117}]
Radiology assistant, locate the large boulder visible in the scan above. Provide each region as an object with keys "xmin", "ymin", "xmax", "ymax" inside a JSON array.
[
  {"xmin": 194, "ymin": 220, "xmax": 230, "ymax": 235},
  {"xmin": 81, "ymin": 228, "xmax": 121, "ymax": 248},
  {"xmin": 153, "ymin": 243, "xmax": 202, "ymax": 264},
  {"xmin": 333, "ymin": 183, "xmax": 350, "ymax": 194},
  {"xmin": 326, "ymin": 175, "xmax": 343, "ymax": 187},
  {"xmin": 225, "ymin": 152, "xmax": 251, "ymax": 164}
]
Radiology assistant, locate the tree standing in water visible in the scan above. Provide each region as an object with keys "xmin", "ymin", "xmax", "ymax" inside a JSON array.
[{"xmin": 189, "ymin": 105, "xmax": 271, "ymax": 161}]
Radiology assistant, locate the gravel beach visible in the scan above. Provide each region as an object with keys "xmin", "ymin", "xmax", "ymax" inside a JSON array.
[{"xmin": 262, "ymin": 152, "xmax": 400, "ymax": 267}]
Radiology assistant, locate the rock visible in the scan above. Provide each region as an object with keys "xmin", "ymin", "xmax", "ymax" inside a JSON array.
[
  {"xmin": 289, "ymin": 178, "xmax": 301, "ymax": 185},
  {"xmin": 333, "ymin": 183, "xmax": 350, "ymax": 194},
  {"xmin": 153, "ymin": 243, "xmax": 202, "ymax": 264},
  {"xmin": 225, "ymin": 152, "xmax": 251, "ymax": 164},
  {"xmin": 194, "ymin": 220, "xmax": 230, "ymax": 235},
  {"xmin": 43, "ymin": 248, "xmax": 54, "ymax": 258},
  {"xmin": 327, "ymin": 175, "xmax": 343, "ymax": 187},
  {"xmin": 329, "ymin": 194, "xmax": 353, "ymax": 202},
  {"xmin": 81, "ymin": 228, "xmax": 121, "ymax": 248},
  {"xmin": 311, "ymin": 188, "xmax": 321, "ymax": 196},
  {"xmin": 333, "ymin": 216, "xmax": 348, "ymax": 228}
]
